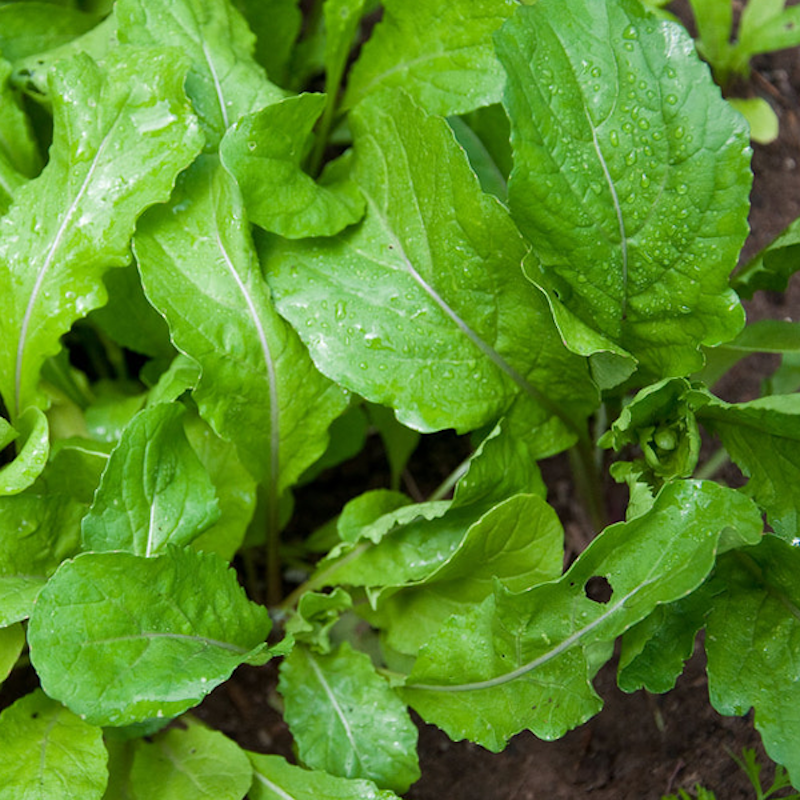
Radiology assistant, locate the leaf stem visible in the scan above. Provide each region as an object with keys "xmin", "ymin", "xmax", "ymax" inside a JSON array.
[
  {"xmin": 695, "ymin": 448, "xmax": 730, "ymax": 481},
  {"xmin": 428, "ymin": 455, "xmax": 471, "ymax": 501},
  {"xmin": 569, "ymin": 433, "xmax": 608, "ymax": 533}
]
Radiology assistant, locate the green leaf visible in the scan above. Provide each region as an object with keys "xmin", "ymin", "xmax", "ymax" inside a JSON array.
[
  {"xmin": 27, "ymin": 547, "xmax": 271, "ymax": 726},
  {"xmin": 698, "ymin": 393, "xmax": 800, "ymax": 542},
  {"xmin": 81, "ymin": 404, "xmax": 220, "ymax": 556},
  {"xmin": 343, "ymin": 0, "xmax": 517, "ymax": 115},
  {"xmin": 183, "ymin": 412, "xmax": 256, "ymax": 561},
  {"xmin": 365, "ymin": 404, "xmax": 420, "ymax": 492},
  {"xmin": 323, "ymin": 0, "xmax": 366, "ymax": 104},
  {"xmin": 369, "ymin": 493, "xmax": 564, "ymax": 656},
  {"xmin": 39, "ymin": 437, "xmax": 112, "ymax": 506},
  {"xmin": 402, "ymin": 481, "xmax": 762, "ymax": 750},
  {"xmin": 219, "ymin": 94, "xmax": 364, "ymax": 238},
  {"xmin": 706, "ymin": 537, "xmax": 800, "ymax": 788},
  {"xmin": 135, "ymin": 157, "xmax": 348, "ymax": 538},
  {"xmin": 279, "ymin": 642, "xmax": 419, "ymax": 792},
  {"xmin": 0, "ymin": 407, "xmax": 49, "ymax": 495},
  {"xmin": 265, "ymin": 89, "xmax": 595, "ymax": 437},
  {"xmin": 0, "ymin": 57, "xmax": 43, "ymax": 179},
  {"xmin": 0, "ymin": 623, "xmax": 25, "ymax": 687},
  {"xmin": 0, "ymin": 491, "xmax": 84, "ymax": 626},
  {"xmin": 286, "ymin": 587, "xmax": 353, "ymax": 653},
  {"xmin": 733, "ymin": 214, "xmax": 800, "ymax": 300},
  {"xmin": 0, "ymin": 47, "xmax": 203, "ymax": 421},
  {"xmin": 248, "ymin": 753, "xmax": 401, "ymax": 800},
  {"xmin": 497, "ymin": 0, "xmax": 751, "ymax": 378},
  {"xmin": 88, "ymin": 263, "xmax": 173, "ymax": 360},
  {"xmin": 0, "ymin": 3, "xmax": 100, "ymax": 62},
  {"xmin": 126, "ymin": 717, "xmax": 252, "ymax": 800},
  {"xmin": 728, "ymin": 97, "xmax": 779, "ymax": 145},
  {"xmin": 232, "ymin": 0, "xmax": 302, "ymax": 86},
  {"xmin": 0, "ymin": 689, "xmax": 107, "ymax": 800},
  {"xmin": 116, "ymin": 0, "xmax": 284, "ymax": 149}
]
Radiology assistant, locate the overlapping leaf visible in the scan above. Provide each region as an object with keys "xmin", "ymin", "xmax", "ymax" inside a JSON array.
[
  {"xmin": 28, "ymin": 547, "xmax": 271, "ymax": 726},
  {"xmin": 0, "ymin": 47, "xmax": 203, "ymax": 421},
  {"xmin": 135, "ymin": 157, "xmax": 348, "ymax": 537},
  {"xmin": 0, "ymin": 690, "xmax": 107, "ymax": 800},
  {"xmin": 402, "ymin": 481, "xmax": 762, "ymax": 750},
  {"xmin": 81, "ymin": 404, "xmax": 220, "ymax": 556},
  {"xmin": 116, "ymin": 0, "xmax": 284, "ymax": 148},
  {"xmin": 343, "ymin": 0, "xmax": 516, "ymax": 115},
  {"xmin": 497, "ymin": 0, "xmax": 751, "ymax": 378},
  {"xmin": 265, "ymin": 89, "xmax": 595, "ymax": 437},
  {"xmin": 279, "ymin": 643, "xmax": 419, "ymax": 793}
]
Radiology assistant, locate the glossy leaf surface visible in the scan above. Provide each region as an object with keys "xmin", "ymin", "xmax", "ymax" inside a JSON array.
[
  {"xmin": 497, "ymin": 0, "xmax": 751, "ymax": 378},
  {"xmin": 0, "ymin": 47, "xmax": 202, "ymax": 420},
  {"xmin": 28, "ymin": 548, "xmax": 271, "ymax": 726}
]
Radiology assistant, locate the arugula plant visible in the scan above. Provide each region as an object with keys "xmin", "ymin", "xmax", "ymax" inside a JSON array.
[{"xmin": 1, "ymin": 0, "xmax": 800, "ymax": 796}]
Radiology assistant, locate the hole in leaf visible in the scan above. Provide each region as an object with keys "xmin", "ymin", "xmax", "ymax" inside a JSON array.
[{"xmin": 584, "ymin": 575, "xmax": 613, "ymax": 604}]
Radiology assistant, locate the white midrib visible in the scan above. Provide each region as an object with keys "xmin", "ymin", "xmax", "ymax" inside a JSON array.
[
  {"xmin": 253, "ymin": 772, "xmax": 297, "ymax": 800},
  {"xmin": 92, "ymin": 631, "xmax": 249, "ymax": 653},
  {"xmin": 202, "ymin": 40, "xmax": 229, "ymax": 131},
  {"xmin": 38, "ymin": 706, "xmax": 61, "ymax": 791},
  {"xmin": 212, "ymin": 223, "xmax": 280, "ymax": 503},
  {"xmin": 586, "ymin": 108, "xmax": 628, "ymax": 320},
  {"xmin": 408, "ymin": 577, "xmax": 656, "ymax": 693},
  {"xmin": 307, "ymin": 651, "xmax": 365, "ymax": 772},
  {"xmin": 145, "ymin": 498, "xmax": 159, "ymax": 558},
  {"xmin": 14, "ymin": 148, "xmax": 104, "ymax": 417}
]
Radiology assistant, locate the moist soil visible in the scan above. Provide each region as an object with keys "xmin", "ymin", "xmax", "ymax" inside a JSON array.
[
  {"xmin": 3, "ymin": 17, "xmax": 800, "ymax": 800},
  {"xmin": 195, "ymin": 44, "xmax": 800, "ymax": 800}
]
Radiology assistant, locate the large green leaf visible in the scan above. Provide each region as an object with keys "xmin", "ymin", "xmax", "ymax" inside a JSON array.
[
  {"xmin": 116, "ymin": 0, "xmax": 284, "ymax": 149},
  {"xmin": 279, "ymin": 643, "xmax": 419, "ymax": 793},
  {"xmin": 698, "ymin": 393, "xmax": 800, "ymax": 542},
  {"xmin": 219, "ymin": 94, "xmax": 364, "ymax": 238},
  {"xmin": 265, "ymin": 89, "xmax": 594, "ymax": 437},
  {"xmin": 402, "ymin": 481, "xmax": 762, "ymax": 750},
  {"xmin": 0, "ymin": 491, "xmax": 84, "ymax": 626},
  {"xmin": 27, "ymin": 547, "xmax": 271, "ymax": 726},
  {"xmin": 81, "ymin": 404, "xmax": 220, "ymax": 556},
  {"xmin": 497, "ymin": 0, "xmax": 751, "ymax": 378},
  {"xmin": 248, "ymin": 754, "xmax": 400, "ymax": 800},
  {"xmin": 135, "ymin": 157, "xmax": 348, "ymax": 540},
  {"xmin": 0, "ymin": 47, "xmax": 203, "ymax": 421},
  {"xmin": 125, "ymin": 718, "xmax": 252, "ymax": 800},
  {"xmin": 343, "ymin": 0, "xmax": 516, "ymax": 115},
  {"xmin": 0, "ymin": 690, "xmax": 107, "ymax": 800},
  {"xmin": 706, "ymin": 537, "xmax": 800, "ymax": 788}
]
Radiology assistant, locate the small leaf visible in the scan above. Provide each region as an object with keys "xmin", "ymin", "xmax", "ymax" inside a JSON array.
[
  {"xmin": 733, "ymin": 215, "xmax": 800, "ymax": 300},
  {"xmin": 279, "ymin": 642, "xmax": 419, "ymax": 792},
  {"xmin": 0, "ymin": 57, "xmax": 43, "ymax": 179},
  {"xmin": 81, "ymin": 404, "xmax": 220, "ymax": 556},
  {"xmin": 0, "ymin": 623, "xmax": 25, "ymax": 687},
  {"xmin": 0, "ymin": 491, "xmax": 84, "ymax": 626},
  {"xmin": 28, "ymin": 547, "xmax": 271, "ymax": 726},
  {"xmin": 127, "ymin": 717, "xmax": 252, "ymax": 800},
  {"xmin": 0, "ymin": 407, "xmax": 49, "ymax": 495},
  {"xmin": 248, "ymin": 753, "xmax": 400, "ymax": 800},
  {"xmin": 0, "ymin": 689, "xmax": 107, "ymax": 800},
  {"xmin": 343, "ymin": 0, "xmax": 517, "ymax": 115},
  {"xmin": 220, "ymin": 94, "xmax": 364, "ymax": 238}
]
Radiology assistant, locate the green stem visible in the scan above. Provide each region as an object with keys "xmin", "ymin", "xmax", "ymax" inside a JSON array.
[
  {"xmin": 428, "ymin": 455, "xmax": 471, "ymax": 501},
  {"xmin": 569, "ymin": 433, "xmax": 607, "ymax": 533},
  {"xmin": 695, "ymin": 448, "xmax": 730, "ymax": 481},
  {"xmin": 266, "ymin": 493, "xmax": 282, "ymax": 607}
]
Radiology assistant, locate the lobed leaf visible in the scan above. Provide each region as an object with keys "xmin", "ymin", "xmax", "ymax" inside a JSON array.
[
  {"xmin": 0, "ymin": 689, "xmax": 107, "ymax": 800},
  {"xmin": 402, "ymin": 481, "xmax": 762, "ymax": 750},
  {"xmin": 497, "ymin": 0, "xmax": 751, "ymax": 378},
  {"xmin": 0, "ymin": 47, "xmax": 203, "ymax": 421},
  {"xmin": 27, "ymin": 547, "xmax": 271, "ymax": 726}
]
